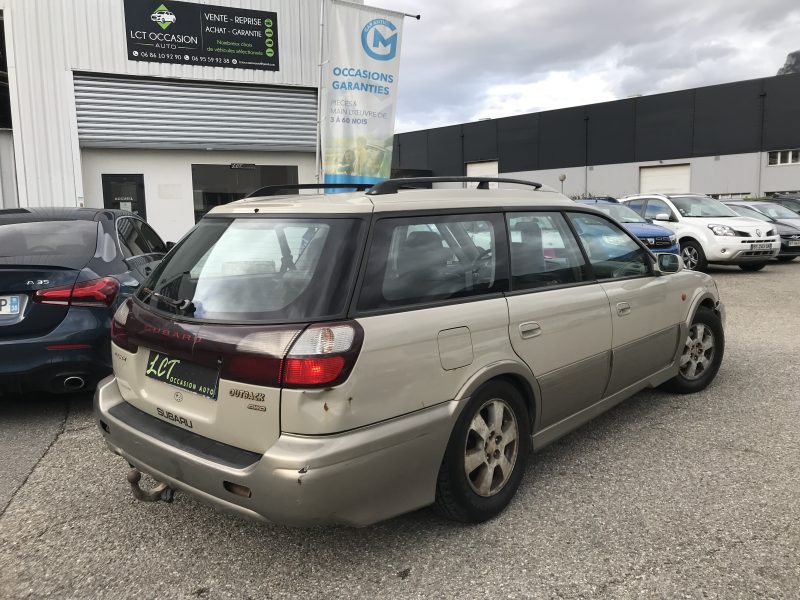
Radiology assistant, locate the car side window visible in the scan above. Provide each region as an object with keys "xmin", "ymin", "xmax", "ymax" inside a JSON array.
[
  {"xmin": 568, "ymin": 212, "xmax": 652, "ymax": 280},
  {"xmin": 117, "ymin": 218, "xmax": 150, "ymax": 258},
  {"xmin": 357, "ymin": 213, "xmax": 507, "ymax": 311},
  {"xmin": 507, "ymin": 212, "xmax": 588, "ymax": 290},
  {"xmin": 644, "ymin": 199, "xmax": 673, "ymax": 220},
  {"xmin": 626, "ymin": 199, "xmax": 645, "ymax": 214},
  {"xmin": 136, "ymin": 221, "xmax": 167, "ymax": 254}
]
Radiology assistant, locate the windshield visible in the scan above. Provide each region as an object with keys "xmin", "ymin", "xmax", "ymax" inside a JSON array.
[
  {"xmin": 0, "ymin": 221, "xmax": 98, "ymax": 258},
  {"xmin": 756, "ymin": 202, "xmax": 800, "ymax": 220},
  {"xmin": 670, "ymin": 195, "xmax": 739, "ymax": 218},
  {"xmin": 591, "ymin": 204, "xmax": 646, "ymax": 224},
  {"xmin": 138, "ymin": 217, "xmax": 363, "ymax": 322},
  {"xmin": 729, "ymin": 206, "xmax": 770, "ymax": 222}
]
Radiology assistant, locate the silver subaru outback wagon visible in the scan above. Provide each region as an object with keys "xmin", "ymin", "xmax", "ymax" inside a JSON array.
[{"xmin": 95, "ymin": 178, "xmax": 725, "ymax": 527}]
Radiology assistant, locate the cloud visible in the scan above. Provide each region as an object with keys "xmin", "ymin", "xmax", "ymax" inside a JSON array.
[{"xmin": 378, "ymin": 0, "xmax": 800, "ymax": 132}]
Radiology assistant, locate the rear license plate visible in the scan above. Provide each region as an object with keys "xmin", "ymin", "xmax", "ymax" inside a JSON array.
[
  {"xmin": 787, "ymin": 240, "xmax": 800, "ymax": 247},
  {"xmin": 145, "ymin": 351, "xmax": 219, "ymax": 400},
  {"xmin": 750, "ymin": 243, "xmax": 772, "ymax": 250},
  {"xmin": 0, "ymin": 295, "xmax": 20, "ymax": 315}
]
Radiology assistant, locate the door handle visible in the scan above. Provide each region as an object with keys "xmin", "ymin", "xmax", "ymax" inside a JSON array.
[
  {"xmin": 616, "ymin": 302, "xmax": 631, "ymax": 316},
  {"xmin": 519, "ymin": 321, "xmax": 542, "ymax": 339}
]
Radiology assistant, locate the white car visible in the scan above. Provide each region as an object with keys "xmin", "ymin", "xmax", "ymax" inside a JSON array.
[
  {"xmin": 619, "ymin": 194, "xmax": 779, "ymax": 271},
  {"xmin": 151, "ymin": 11, "xmax": 176, "ymax": 24}
]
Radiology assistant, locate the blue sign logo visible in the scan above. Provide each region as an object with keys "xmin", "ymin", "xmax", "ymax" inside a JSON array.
[{"xmin": 361, "ymin": 18, "xmax": 398, "ymax": 61}]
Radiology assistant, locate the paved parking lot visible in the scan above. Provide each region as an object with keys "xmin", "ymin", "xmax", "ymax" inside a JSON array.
[{"xmin": 2, "ymin": 264, "xmax": 799, "ymax": 599}]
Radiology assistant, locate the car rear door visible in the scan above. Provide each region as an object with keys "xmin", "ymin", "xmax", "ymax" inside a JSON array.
[
  {"xmin": 567, "ymin": 211, "xmax": 684, "ymax": 395},
  {"xmin": 0, "ymin": 219, "xmax": 98, "ymax": 338},
  {"xmin": 504, "ymin": 212, "xmax": 612, "ymax": 429}
]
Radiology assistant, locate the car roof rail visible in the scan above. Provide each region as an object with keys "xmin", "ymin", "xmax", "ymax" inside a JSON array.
[
  {"xmin": 365, "ymin": 177, "xmax": 543, "ymax": 196},
  {"xmin": 245, "ymin": 183, "xmax": 374, "ymax": 198}
]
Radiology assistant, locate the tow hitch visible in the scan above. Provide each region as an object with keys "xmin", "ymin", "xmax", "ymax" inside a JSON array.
[{"xmin": 127, "ymin": 468, "xmax": 176, "ymax": 503}]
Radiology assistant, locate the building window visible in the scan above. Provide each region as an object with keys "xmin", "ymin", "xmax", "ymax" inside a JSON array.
[{"xmin": 768, "ymin": 149, "xmax": 800, "ymax": 166}]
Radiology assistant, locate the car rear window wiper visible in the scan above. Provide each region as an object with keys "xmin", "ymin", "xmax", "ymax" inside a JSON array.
[{"xmin": 141, "ymin": 288, "xmax": 195, "ymax": 314}]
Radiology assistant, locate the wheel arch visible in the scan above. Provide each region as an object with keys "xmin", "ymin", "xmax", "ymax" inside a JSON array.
[{"xmin": 454, "ymin": 361, "xmax": 540, "ymax": 432}]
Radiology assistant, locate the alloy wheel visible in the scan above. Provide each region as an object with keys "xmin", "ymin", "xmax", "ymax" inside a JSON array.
[
  {"xmin": 680, "ymin": 323, "xmax": 715, "ymax": 380},
  {"xmin": 681, "ymin": 246, "xmax": 699, "ymax": 270},
  {"xmin": 464, "ymin": 398, "xmax": 519, "ymax": 497}
]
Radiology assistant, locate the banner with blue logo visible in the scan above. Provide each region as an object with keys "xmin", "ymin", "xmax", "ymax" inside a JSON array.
[{"xmin": 321, "ymin": 0, "xmax": 404, "ymax": 191}]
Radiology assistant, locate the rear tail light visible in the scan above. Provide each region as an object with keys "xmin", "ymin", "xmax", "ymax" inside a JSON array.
[
  {"xmin": 218, "ymin": 321, "xmax": 363, "ymax": 389},
  {"xmin": 283, "ymin": 323, "xmax": 362, "ymax": 388},
  {"xmin": 111, "ymin": 299, "xmax": 138, "ymax": 352},
  {"xmin": 35, "ymin": 277, "xmax": 119, "ymax": 308}
]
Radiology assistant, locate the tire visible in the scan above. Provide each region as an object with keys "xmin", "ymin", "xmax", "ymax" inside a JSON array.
[
  {"xmin": 661, "ymin": 307, "xmax": 724, "ymax": 395},
  {"xmin": 680, "ymin": 240, "xmax": 707, "ymax": 272},
  {"xmin": 434, "ymin": 379, "xmax": 531, "ymax": 523},
  {"xmin": 738, "ymin": 263, "xmax": 766, "ymax": 271},
  {"xmin": 776, "ymin": 256, "xmax": 797, "ymax": 262}
]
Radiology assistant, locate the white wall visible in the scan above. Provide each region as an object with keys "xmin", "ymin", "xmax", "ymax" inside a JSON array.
[
  {"xmin": 503, "ymin": 152, "xmax": 781, "ymax": 198},
  {"xmin": 2, "ymin": 0, "xmax": 324, "ymax": 211},
  {"xmin": 81, "ymin": 148, "xmax": 315, "ymax": 242}
]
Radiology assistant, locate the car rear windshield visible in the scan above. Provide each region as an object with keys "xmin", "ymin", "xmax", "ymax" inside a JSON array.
[
  {"xmin": 137, "ymin": 217, "xmax": 363, "ymax": 323},
  {"xmin": 0, "ymin": 221, "xmax": 98, "ymax": 259}
]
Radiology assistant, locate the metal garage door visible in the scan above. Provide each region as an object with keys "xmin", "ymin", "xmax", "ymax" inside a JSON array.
[
  {"xmin": 466, "ymin": 161, "xmax": 499, "ymax": 188},
  {"xmin": 639, "ymin": 164, "xmax": 691, "ymax": 194},
  {"xmin": 73, "ymin": 74, "xmax": 317, "ymax": 151}
]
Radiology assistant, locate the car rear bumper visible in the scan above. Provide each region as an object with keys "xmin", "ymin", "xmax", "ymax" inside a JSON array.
[
  {"xmin": 0, "ymin": 307, "xmax": 112, "ymax": 394},
  {"xmin": 95, "ymin": 376, "xmax": 456, "ymax": 527}
]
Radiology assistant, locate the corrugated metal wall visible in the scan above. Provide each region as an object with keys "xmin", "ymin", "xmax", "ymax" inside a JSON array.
[{"xmin": 74, "ymin": 74, "xmax": 316, "ymax": 151}]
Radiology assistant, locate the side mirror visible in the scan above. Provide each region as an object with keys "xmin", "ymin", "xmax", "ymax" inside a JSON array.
[
  {"xmin": 655, "ymin": 252, "xmax": 683, "ymax": 275},
  {"xmin": 654, "ymin": 213, "xmax": 671, "ymax": 221}
]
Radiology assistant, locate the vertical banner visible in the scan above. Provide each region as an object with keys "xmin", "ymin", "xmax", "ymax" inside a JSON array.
[{"xmin": 321, "ymin": 1, "xmax": 404, "ymax": 190}]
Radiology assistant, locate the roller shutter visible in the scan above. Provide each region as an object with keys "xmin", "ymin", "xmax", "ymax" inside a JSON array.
[
  {"xmin": 73, "ymin": 74, "xmax": 317, "ymax": 151},
  {"xmin": 639, "ymin": 164, "xmax": 691, "ymax": 194}
]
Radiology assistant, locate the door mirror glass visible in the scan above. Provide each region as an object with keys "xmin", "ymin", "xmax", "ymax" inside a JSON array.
[
  {"xmin": 657, "ymin": 253, "xmax": 683, "ymax": 274},
  {"xmin": 654, "ymin": 213, "xmax": 671, "ymax": 221}
]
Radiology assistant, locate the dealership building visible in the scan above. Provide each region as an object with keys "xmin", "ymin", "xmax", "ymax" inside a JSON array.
[
  {"xmin": 0, "ymin": 0, "xmax": 340, "ymax": 241},
  {"xmin": 392, "ymin": 73, "xmax": 800, "ymax": 199}
]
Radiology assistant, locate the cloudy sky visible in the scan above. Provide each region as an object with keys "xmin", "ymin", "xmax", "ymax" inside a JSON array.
[{"xmin": 379, "ymin": 0, "xmax": 800, "ymax": 132}]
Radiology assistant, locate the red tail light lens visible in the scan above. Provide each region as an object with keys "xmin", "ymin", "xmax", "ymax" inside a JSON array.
[
  {"xmin": 281, "ymin": 322, "xmax": 363, "ymax": 388},
  {"xmin": 111, "ymin": 300, "xmax": 138, "ymax": 352},
  {"xmin": 283, "ymin": 356, "xmax": 347, "ymax": 386},
  {"xmin": 35, "ymin": 277, "xmax": 119, "ymax": 308}
]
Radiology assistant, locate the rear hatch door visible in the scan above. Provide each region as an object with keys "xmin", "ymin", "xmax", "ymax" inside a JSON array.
[
  {"xmin": 0, "ymin": 220, "xmax": 99, "ymax": 337},
  {"xmin": 113, "ymin": 215, "xmax": 365, "ymax": 454}
]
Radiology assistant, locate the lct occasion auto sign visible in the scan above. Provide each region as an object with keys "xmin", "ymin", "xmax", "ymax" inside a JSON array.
[
  {"xmin": 124, "ymin": 0, "xmax": 279, "ymax": 71},
  {"xmin": 321, "ymin": 1, "xmax": 404, "ymax": 189}
]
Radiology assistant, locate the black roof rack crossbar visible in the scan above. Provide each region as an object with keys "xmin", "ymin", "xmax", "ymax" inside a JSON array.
[
  {"xmin": 245, "ymin": 183, "xmax": 374, "ymax": 198},
  {"xmin": 366, "ymin": 177, "xmax": 543, "ymax": 195}
]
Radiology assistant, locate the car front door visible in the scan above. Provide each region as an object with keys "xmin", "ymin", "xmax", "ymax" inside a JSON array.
[
  {"xmin": 567, "ymin": 211, "xmax": 685, "ymax": 395},
  {"xmin": 504, "ymin": 212, "xmax": 612, "ymax": 429}
]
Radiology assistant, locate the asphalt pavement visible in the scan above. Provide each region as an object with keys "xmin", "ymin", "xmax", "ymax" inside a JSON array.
[{"xmin": 1, "ymin": 263, "xmax": 799, "ymax": 599}]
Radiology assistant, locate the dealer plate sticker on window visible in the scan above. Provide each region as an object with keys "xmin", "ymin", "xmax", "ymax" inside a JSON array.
[{"xmin": 145, "ymin": 351, "xmax": 219, "ymax": 400}]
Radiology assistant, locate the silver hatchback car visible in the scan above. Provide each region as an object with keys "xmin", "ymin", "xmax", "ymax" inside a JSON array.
[{"xmin": 95, "ymin": 178, "xmax": 725, "ymax": 526}]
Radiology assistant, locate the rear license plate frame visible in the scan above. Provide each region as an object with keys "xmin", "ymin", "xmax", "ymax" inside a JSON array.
[
  {"xmin": 0, "ymin": 295, "xmax": 20, "ymax": 315},
  {"xmin": 144, "ymin": 350, "xmax": 219, "ymax": 400}
]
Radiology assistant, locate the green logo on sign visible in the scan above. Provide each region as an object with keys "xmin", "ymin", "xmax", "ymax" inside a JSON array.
[{"xmin": 150, "ymin": 4, "xmax": 177, "ymax": 30}]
